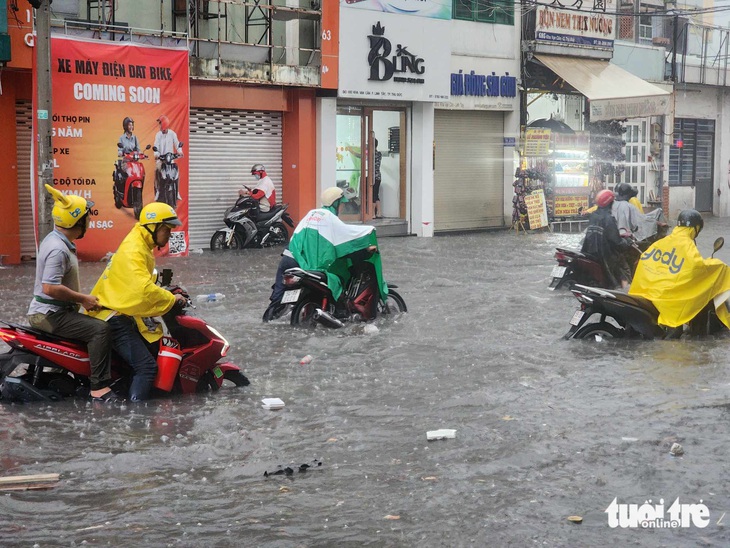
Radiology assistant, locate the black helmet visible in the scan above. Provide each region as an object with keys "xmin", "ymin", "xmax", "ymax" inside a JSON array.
[
  {"xmin": 677, "ymin": 209, "xmax": 704, "ymax": 236},
  {"xmin": 615, "ymin": 183, "xmax": 638, "ymax": 200},
  {"xmin": 122, "ymin": 117, "xmax": 134, "ymax": 131}
]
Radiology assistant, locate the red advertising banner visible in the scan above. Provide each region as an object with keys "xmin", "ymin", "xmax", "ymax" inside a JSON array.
[{"xmin": 37, "ymin": 36, "xmax": 189, "ymax": 260}]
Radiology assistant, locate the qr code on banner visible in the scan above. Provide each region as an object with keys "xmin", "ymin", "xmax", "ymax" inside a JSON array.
[{"xmin": 168, "ymin": 231, "xmax": 187, "ymax": 255}]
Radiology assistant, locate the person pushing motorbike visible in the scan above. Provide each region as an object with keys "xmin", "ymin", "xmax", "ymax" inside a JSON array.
[
  {"xmin": 28, "ymin": 185, "xmax": 119, "ymax": 402},
  {"xmin": 629, "ymin": 209, "xmax": 730, "ymax": 330},
  {"xmin": 88, "ymin": 202, "xmax": 187, "ymax": 401},
  {"xmin": 262, "ymin": 186, "xmax": 385, "ymax": 322}
]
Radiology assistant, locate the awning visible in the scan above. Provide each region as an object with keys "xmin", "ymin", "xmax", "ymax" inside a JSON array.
[{"xmin": 534, "ymin": 54, "xmax": 671, "ymax": 121}]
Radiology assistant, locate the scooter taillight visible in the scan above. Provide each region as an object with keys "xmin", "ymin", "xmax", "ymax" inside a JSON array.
[
  {"xmin": 554, "ymin": 251, "xmax": 569, "ymax": 263},
  {"xmin": 0, "ymin": 331, "xmax": 17, "ymax": 342},
  {"xmin": 283, "ymin": 273, "xmax": 301, "ymax": 286}
]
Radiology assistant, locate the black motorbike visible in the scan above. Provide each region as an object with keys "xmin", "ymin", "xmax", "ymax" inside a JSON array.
[
  {"xmin": 280, "ymin": 259, "xmax": 407, "ymax": 328},
  {"xmin": 210, "ymin": 195, "xmax": 294, "ymax": 251},
  {"xmin": 564, "ymin": 237, "xmax": 727, "ymax": 340},
  {"xmin": 549, "ymin": 226, "xmax": 668, "ymax": 291},
  {"xmin": 154, "ymin": 142, "xmax": 184, "ymax": 208}
]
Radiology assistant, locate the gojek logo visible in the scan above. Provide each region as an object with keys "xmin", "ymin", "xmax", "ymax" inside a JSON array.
[
  {"xmin": 606, "ymin": 497, "xmax": 710, "ymax": 528},
  {"xmin": 640, "ymin": 247, "xmax": 685, "ymax": 274}
]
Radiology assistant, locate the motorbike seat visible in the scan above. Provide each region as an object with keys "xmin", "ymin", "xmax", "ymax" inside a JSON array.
[
  {"xmin": 257, "ymin": 206, "xmax": 283, "ymax": 222},
  {"xmin": 2, "ymin": 321, "xmax": 88, "ymax": 348},
  {"xmin": 611, "ymin": 292, "xmax": 659, "ymax": 315}
]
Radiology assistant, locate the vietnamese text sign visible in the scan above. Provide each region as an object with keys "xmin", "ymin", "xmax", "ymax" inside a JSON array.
[
  {"xmin": 535, "ymin": 0, "xmax": 616, "ymax": 51},
  {"xmin": 41, "ymin": 36, "xmax": 189, "ymax": 260},
  {"xmin": 524, "ymin": 128, "xmax": 551, "ymax": 156},
  {"xmin": 590, "ymin": 94, "xmax": 671, "ymax": 121},
  {"xmin": 554, "ymin": 195, "xmax": 589, "ymax": 217},
  {"xmin": 525, "ymin": 190, "xmax": 549, "ymax": 229}
]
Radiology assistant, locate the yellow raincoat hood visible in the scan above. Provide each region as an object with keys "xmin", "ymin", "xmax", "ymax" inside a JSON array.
[
  {"xmin": 88, "ymin": 224, "xmax": 175, "ymax": 342},
  {"xmin": 629, "ymin": 226, "xmax": 730, "ymax": 328}
]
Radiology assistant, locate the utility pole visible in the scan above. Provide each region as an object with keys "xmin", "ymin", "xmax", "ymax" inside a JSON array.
[{"xmin": 34, "ymin": 0, "xmax": 54, "ymax": 242}]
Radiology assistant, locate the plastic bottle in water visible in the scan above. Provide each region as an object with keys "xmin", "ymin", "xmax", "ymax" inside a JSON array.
[{"xmin": 195, "ymin": 293, "xmax": 226, "ymax": 303}]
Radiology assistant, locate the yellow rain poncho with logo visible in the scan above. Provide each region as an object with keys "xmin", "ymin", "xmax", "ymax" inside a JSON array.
[
  {"xmin": 629, "ymin": 226, "xmax": 730, "ymax": 328},
  {"xmin": 87, "ymin": 224, "xmax": 176, "ymax": 342}
]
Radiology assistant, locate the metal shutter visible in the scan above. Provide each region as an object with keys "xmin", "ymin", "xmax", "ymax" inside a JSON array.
[
  {"xmin": 434, "ymin": 110, "xmax": 504, "ymax": 231},
  {"xmin": 188, "ymin": 108, "xmax": 283, "ymax": 249},
  {"xmin": 16, "ymin": 101, "xmax": 35, "ymax": 257}
]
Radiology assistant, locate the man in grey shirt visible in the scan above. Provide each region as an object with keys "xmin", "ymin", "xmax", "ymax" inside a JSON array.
[{"xmin": 28, "ymin": 185, "xmax": 120, "ymax": 403}]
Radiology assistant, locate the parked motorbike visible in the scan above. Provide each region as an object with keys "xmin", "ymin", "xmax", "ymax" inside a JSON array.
[
  {"xmin": 281, "ymin": 260, "xmax": 407, "ymax": 328},
  {"xmin": 336, "ymin": 180, "xmax": 361, "ymax": 215},
  {"xmin": 113, "ymin": 143, "xmax": 151, "ymax": 220},
  {"xmin": 549, "ymin": 226, "xmax": 668, "ymax": 290},
  {"xmin": 210, "ymin": 194, "xmax": 294, "ymax": 251},
  {"xmin": 0, "ymin": 270, "xmax": 248, "ymax": 403},
  {"xmin": 154, "ymin": 142, "xmax": 184, "ymax": 208},
  {"xmin": 564, "ymin": 237, "xmax": 727, "ymax": 341}
]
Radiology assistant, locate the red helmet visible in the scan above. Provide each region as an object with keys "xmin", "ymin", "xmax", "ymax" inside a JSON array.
[
  {"xmin": 595, "ymin": 189, "xmax": 615, "ymax": 208},
  {"xmin": 157, "ymin": 115, "xmax": 170, "ymax": 131}
]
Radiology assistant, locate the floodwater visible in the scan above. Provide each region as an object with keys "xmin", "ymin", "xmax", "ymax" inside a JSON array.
[{"xmin": 2, "ymin": 219, "xmax": 730, "ymax": 547}]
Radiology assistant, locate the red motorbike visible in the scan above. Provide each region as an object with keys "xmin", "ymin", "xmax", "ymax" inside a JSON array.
[
  {"xmin": 0, "ymin": 270, "xmax": 248, "ymax": 403},
  {"xmin": 113, "ymin": 143, "xmax": 152, "ymax": 220}
]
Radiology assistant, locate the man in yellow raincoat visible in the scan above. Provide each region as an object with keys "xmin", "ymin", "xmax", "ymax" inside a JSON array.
[
  {"xmin": 88, "ymin": 203, "xmax": 186, "ymax": 401},
  {"xmin": 629, "ymin": 209, "xmax": 730, "ymax": 329}
]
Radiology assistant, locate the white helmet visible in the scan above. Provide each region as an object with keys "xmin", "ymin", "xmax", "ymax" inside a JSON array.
[{"xmin": 322, "ymin": 187, "xmax": 345, "ymax": 207}]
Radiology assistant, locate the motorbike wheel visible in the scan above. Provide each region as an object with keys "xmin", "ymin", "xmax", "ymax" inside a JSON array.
[
  {"xmin": 573, "ymin": 322, "xmax": 624, "ymax": 341},
  {"xmin": 210, "ymin": 230, "xmax": 243, "ymax": 251},
  {"xmin": 262, "ymin": 222, "xmax": 290, "ymax": 247},
  {"xmin": 222, "ymin": 370, "xmax": 250, "ymax": 387},
  {"xmin": 196, "ymin": 370, "xmax": 220, "ymax": 392},
  {"xmin": 290, "ymin": 298, "xmax": 321, "ymax": 328},
  {"xmin": 132, "ymin": 187, "xmax": 143, "ymax": 220},
  {"xmin": 379, "ymin": 290, "xmax": 407, "ymax": 316}
]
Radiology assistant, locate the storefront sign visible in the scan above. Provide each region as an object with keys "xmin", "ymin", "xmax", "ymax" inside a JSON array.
[
  {"xmin": 38, "ymin": 36, "xmax": 190, "ymax": 260},
  {"xmin": 524, "ymin": 128, "xmax": 551, "ymax": 156},
  {"xmin": 525, "ymin": 190, "xmax": 549, "ymax": 229},
  {"xmin": 339, "ymin": 10, "xmax": 450, "ymax": 101},
  {"xmin": 450, "ymin": 70, "xmax": 516, "ymax": 98},
  {"xmin": 341, "ymin": 0, "xmax": 452, "ymax": 20},
  {"xmin": 504, "ymin": 137, "xmax": 516, "ymax": 147},
  {"xmin": 535, "ymin": 0, "xmax": 616, "ymax": 51},
  {"xmin": 554, "ymin": 195, "xmax": 589, "ymax": 216},
  {"xmin": 590, "ymin": 94, "xmax": 671, "ymax": 121}
]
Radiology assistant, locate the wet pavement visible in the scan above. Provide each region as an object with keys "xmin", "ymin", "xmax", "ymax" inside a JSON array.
[{"xmin": 1, "ymin": 218, "xmax": 730, "ymax": 547}]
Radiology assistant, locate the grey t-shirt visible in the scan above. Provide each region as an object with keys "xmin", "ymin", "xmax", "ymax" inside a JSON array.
[{"xmin": 27, "ymin": 230, "xmax": 80, "ymax": 315}]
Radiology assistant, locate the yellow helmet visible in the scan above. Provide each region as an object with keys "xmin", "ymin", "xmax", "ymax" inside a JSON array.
[
  {"xmin": 139, "ymin": 202, "xmax": 182, "ymax": 227},
  {"xmin": 45, "ymin": 184, "xmax": 92, "ymax": 229}
]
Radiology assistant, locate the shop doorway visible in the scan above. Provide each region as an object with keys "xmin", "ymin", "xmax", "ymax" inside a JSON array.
[{"xmin": 336, "ymin": 106, "xmax": 406, "ymax": 223}]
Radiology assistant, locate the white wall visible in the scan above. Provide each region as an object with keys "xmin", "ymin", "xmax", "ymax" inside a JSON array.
[
  {"xmin": 450, "ymin": 20, "xmax": 517, "ymax": 58},
  {"xmin": 316, "ymin": 97, "xmax": 337, "ymax": 200},
  {"xmin": 411, "ymin": 103, "xmax": 435, "ymax": 237}
]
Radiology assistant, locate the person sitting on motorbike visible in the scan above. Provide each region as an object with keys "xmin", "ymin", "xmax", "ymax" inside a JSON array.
[
  {"xmin": 87, "ymin": 203, "xmax": 187, "ymax": 401},
  {"xmin": 581, "ymin": 189, "xmax": 634, "ymax": 289},
  {"xmin": 118, "ymin": 117, "xmax": 140, "ymax": 157},
  {"xmin": 240, "ymin": 164, "xmax": 276, "ymax": 214},
  {"xmin": 613, "ymin": 182, "xmax": 666, "ymax": 243},
  {"xmin": 154, "ymin": 115, "xmax": 183, "ymax": 201},
  {"xmin": 27, "ymin": 185, "xmax": 120, "ymax": 402},
  {"xmin": 262, "ymin": 187, "xmax": 385, "ymax": 322},
  {"xmin": 629, "ymin": 209, "xmax": 730, "ymax": 330}
]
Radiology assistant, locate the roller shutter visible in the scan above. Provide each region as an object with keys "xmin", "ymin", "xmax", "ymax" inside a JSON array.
[
  {"xmin": 188, "ymin": 108, "xmax": 283, "ymax": 249},
  {"xmin": 434, "ymin": 110, "xmax": 504, "ymax": 231},
  {"xmin": 16, "ymin": 101, "xmax": 35, "ymax": 257}
]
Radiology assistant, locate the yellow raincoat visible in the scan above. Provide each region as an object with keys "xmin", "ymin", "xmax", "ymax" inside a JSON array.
[
  {"xmin": 88, "ymin": 224, "xmax": 176, "ymax": 342},
  {"xmin": 629, "ymin": 226, "xmax": 730, "ymax": 328}
]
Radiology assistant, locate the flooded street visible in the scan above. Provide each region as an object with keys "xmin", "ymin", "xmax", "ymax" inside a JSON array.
[{"xmin": 2, "ymin": 219, "xmax": 730, "ymax": 547}]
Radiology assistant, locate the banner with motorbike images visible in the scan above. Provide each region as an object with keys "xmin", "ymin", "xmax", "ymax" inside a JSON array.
[{"xmin": 35, "ymin": 36, "xmax": 189, "ymax": 261}]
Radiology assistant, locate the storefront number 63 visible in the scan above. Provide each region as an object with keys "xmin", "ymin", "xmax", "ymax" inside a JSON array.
[{"xmin": 321, "ymin": 29, "xmax": 332, "ymax": 41}]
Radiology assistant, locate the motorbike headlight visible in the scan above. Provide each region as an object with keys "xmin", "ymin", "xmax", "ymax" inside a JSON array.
[{"xmin": 207, "ymin": 325, "xmax": 230, "ymax": 357}]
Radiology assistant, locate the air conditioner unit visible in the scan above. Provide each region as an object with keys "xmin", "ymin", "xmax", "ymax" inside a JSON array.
[{"xmin": 652, "ymin": 36, "xmax": 671, "ymax": 47}]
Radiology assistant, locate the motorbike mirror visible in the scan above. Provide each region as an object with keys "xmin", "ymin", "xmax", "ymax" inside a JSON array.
[
  {"xmin": 712, "ymin": 237, "xmax": 725, "ymax": 257},
  {"xmin": 145, "ymin": 144, "xmax": 152, "ymax": 150},
  {"xmin": 117, "ymin": 142, "xmax": 123, "ymax": 149},
  {"xmin": 152, "ymin": 146, "xmax": 158, "ymax": 152},
  {"xmin": 178, "ymin": 142, "xmax": 184, "ymax": 148}
]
